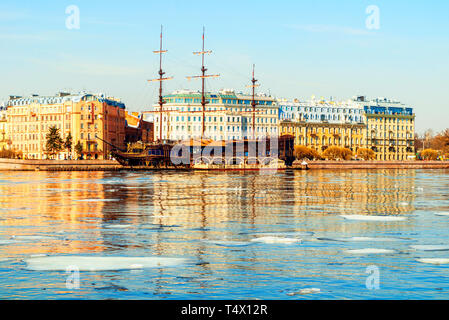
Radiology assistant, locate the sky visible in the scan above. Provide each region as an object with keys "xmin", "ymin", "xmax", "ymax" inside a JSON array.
[{"xmin": 0, "ymin": 0, "xmax": 448, "ymax": 133}]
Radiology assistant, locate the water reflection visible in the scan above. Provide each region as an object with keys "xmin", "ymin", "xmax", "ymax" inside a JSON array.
[{"xmin": 0, "ymin": 169, "xmax": 448, "ymax": 299}]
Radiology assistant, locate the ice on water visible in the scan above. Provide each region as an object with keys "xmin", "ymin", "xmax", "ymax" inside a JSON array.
[
  {"xmin": 24, "ymin": 256, "xmax": 189, "ymax": 271},
  {"xmin": 346, "ymin": 248, "xmax": 395, "ymax": 255},
  {"xmin": 251, "ymin": 236, "xmax": 302, "ymax": 244},
  {"xmin": 340, "ymin": 215, "xmax": 407, "ymax": 222},
  {"xmin": 435, "ymin": 212, "xmax": 449, "ymax": 217},
  {"xmin": 417, "ymin": 258, "xmax": 449, "ymax": 265},
  {"xmin": 287, "ymin": 288, "xmax": 321, "ymax": 296},
  {"xmin": 318, "ymin": 236, "xmax": 400, "ymax": 242},
  {"xmin": 410, "ymin": 245, "xmax": 449, "ymax": 252},
  {"xmin": 104, "ymin": 225, "xmax": 134, "ymax": 229}
]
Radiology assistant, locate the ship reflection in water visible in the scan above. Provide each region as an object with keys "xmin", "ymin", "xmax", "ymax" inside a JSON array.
[{"xmin": 1, "ymin": 169, "xmax": 449, "ymax": 299}]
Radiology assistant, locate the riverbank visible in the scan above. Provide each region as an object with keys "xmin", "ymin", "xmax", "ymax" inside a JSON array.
[
  {"xmin": 0, "ymin": 158, "xmax": 122, "ymax": 171},
  {"xmin": 294, "ymin": 160, "xmax": 449, "ymax": 170},
  {"xmin": 1, "ymin": 158, "xmax": 449, "ymax": 171}
]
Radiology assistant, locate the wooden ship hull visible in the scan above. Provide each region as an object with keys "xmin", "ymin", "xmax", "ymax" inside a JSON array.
[
  {"xmin": 110, "ymin": 135, "xmax": 295, "ymax": 170},
  {"xmin": 110, "ymin": 142, "xmax": 178, "ymax": 168}
]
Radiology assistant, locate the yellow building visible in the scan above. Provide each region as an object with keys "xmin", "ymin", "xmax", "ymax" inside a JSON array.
[
  {"xmin": 280, "ymin": 120, "xmax": 366, "ymax": 154},
  {"xmin": 362, "ymin": 100, "xmax": 415, "ymax": 161},
  {"xmin": 74, "ymin": 94, "xmax": 126, "ymax": 160},
  {"xmin": 5, "ymin": 93, "xmax": 126, "ymax": 160}
]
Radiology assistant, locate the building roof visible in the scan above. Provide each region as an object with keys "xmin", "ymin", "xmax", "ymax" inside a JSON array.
[
  {"xmin": 3, "ymin": 92, "xmax": 126, "ymax": 109},
  {"xmin": 165, "ymin": 89, "xmax": 275, "ymax": 102}
]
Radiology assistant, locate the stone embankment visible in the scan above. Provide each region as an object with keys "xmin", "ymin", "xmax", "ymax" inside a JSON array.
[
  {"xmin": 0, "ymin": 158, "xmax": 122, "ymax": 171},
  {"xmin": 1, "ymin": 158, "xmax": 449, "ymax": 171},
  {"xmin": 293, "ymin": 160, "xmax": 449, "ymax": 170}
]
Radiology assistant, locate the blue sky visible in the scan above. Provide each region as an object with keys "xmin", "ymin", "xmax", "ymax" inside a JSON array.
[{"xmin": 0, "ymin": 0, "xmax": 448, "ymax": 133}]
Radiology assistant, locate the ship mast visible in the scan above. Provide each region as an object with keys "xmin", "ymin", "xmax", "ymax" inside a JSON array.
[
  {"xmin": 148, "ymin": 25, "xmax": 173, "ymax": 142},
  {"xmin": 247, "ymin": 64, "xmax": 260, "ymax": 140},
  {"xmin": 187, "ymin": 27, "xmax": 220, "ymax": 139}
]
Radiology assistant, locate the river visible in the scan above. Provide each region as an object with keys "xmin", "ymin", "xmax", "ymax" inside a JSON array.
[{"xmin": 0, "ymin": 169, "xmax": 449, "ymax": 299}]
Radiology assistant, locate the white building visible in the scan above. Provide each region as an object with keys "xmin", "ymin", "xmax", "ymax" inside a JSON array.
[
  {"xmin": 151, "ymin": 89, "xmax": 279, "ymax": 141},
  {"xmin": 278, "ymin": 97, "xmax": 365, "ymax": 124}
]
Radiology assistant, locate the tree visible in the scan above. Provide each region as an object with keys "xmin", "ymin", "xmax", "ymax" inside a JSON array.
[
  {"xmin": 322, "ymin": 146, "xmax": 353, "ymax": 161},
  {"xmin": 416, "ymin": 129, "xmax": 449, "ymax": 156},
  {"xmin": 74, "ymin": 141, "xmax": 83, "ymax": 160},
  {"xmin": 414, "ymin": 133, "xmax": 424, "ymax": 151},
  {"xmin": 424, "ymin": 129, "xmax": 434, "ymax": 149},
  {"xmin": 433, "ymin": 129, "xmax": 449, "ymax": 153},
  {"xmin": 64, "ymin": 132, "xmax": 73, "ymax": 152},
  {"xmin": 45, "ymin": 126, "xmax": 64, "ymax": 159},
  {"xmin": 294, "ymin": 146, "xmax": 321, "ymax": 160},
  {"xmin": 356, "ymin": 148, "xmax": 376, "ymax": 160},
  {"xmin": 420, "ymin": 149, "xmax": 439, "ymax": 161}
]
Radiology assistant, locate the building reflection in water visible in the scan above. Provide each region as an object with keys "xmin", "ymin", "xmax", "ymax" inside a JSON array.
[
  {"xmin": 0, "ymin": 169, "xmax": 417, "ymax": 290},
  {"xmin": 0, "ymin": 171, "xmax": 111, "ymax": 256}
]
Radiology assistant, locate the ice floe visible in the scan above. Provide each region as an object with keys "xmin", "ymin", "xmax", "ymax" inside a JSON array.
[
  {"xmin": 435, "ymin": 212, "xmax": 449, "ymax": 217},
  {"xmin": 287, "ymin": 288, "xmax": 321, "ymax": 296},
  {"xmin": 317, "ymin": 236, "xmax": 399, "ymax": 242},
  {"xmin": 0, "ymin": 240, "xmax": 22, "ymax": 245},
  {"xmin": 410, "ymin": 245, "xmax": 449, "ymax": 252},
  {"xmin": 24, "ymin": 256, "xmax": 188, "ymax": 271},
  {"xmin": 0, "ymin": 258, "xmax": 14, "ymax": 263},
  {"xmin": 11, "ymin": 235, "xmax": 56, "ymax": 241},
  {"xmin": 340, "ymin": 215, "xmax": 407, "ymax": 222},
  {"xmin": 104, "ymin": 225, "xmax": 133, "ymax": 229},
  {"xmin": 250, "ymin": 236, "xmax": 302, "ymax": 244},
  {"xmin": 256, "ymin": 232, "xmax": 314, "ymax": 238},
  {"xmin": 346, "ymin": 248, "xmax": 395, "ymax": 255},
  {"xmin": 417, "ymin": 258, "xmax": 449, "ymax": 265}
]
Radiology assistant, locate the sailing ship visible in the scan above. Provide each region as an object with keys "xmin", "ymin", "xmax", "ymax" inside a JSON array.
[{"xmin": 104, "ymin": 26, "xmax": 294, "ymax": 170}]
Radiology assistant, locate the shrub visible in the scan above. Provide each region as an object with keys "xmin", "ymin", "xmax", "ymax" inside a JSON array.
[
  {"xmin": 420, "ymin": 149, "xmax": 439, "ymax": 161},
  {"xmin": 294, "ymin": 146, "xmax": 321, "ymax": 160},
  {"xmin": 356, "ymin": 148, "xmax": 376, "ymax": 160},
  {"xmin": 322, "ymin": 146, "xmax": 353, "ymax": 161}
]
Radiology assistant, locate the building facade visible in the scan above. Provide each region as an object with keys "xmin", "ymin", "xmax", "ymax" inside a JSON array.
[
  {"xmin": 358, "ymin": 97, "xmax": 415, "ymax": 160},
  {"xmin": 74, "ymin": 94, "xmax": 126, "ymax": 159},
  {"xmin": 278, "ymin": 96, "xmax": 415, "ymax": 160},
  {"xmin": 5, "ymin": 93, "xmax": 126, "ymax": 160},
  {"xmin": 150, "ymin": 89, "xmax": 279, "ymax": 141},
  {"xmin": 280, "ymin": 120, "xmax": 366, "ymax": 153}
]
